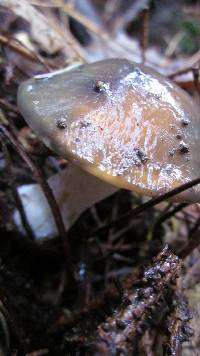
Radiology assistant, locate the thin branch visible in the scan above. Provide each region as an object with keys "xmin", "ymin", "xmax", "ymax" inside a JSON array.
[
  {"xmin": 192, "ymin": 68, "xmax": 200, "ymax": 98},
  {"xmin": 0, "ymin": 34, "xmax": 51, "ymax": 72},
  {"xmin": 163, "ymin": 292, "xmax": 193, "ymax": 356},
  {"xmin": 66, "ymin": 247, "xmax": 181, "ymax": 354},
  {"xmin": 1, "ymin": 139, "xmax": 35, "ymax": 240},
  {"xmin": 178, "ymin": 231, "xmax": 200, "ymax": 259},
  {"xmin": 152, "ymin": 203, "xmax": 188, "ymax": 234},
  {"xmin": 141, "ymin": 7, "xmax": 150, "ymax": 63},
  {"xmin": 90, "ymin": 178, "xmax": 200, "ymax": 237},
  {"xmin": 168, "ymin": 49, "xmax": 200, "ymax": 79},
  {"xmin": 0, "ymin": 288, "xmax": 26, "ymax": 354},
  {"xmin": 0, "ymin": 124, "xmax": 73, "ymax": 279},
  {"xmin": 0, "ymin": 99, "xmax": 19, "ymax": 114}
]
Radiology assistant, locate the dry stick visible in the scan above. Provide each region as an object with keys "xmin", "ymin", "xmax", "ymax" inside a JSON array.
[
  {"xmin": 112, "ymin": 0, "xmax": 151, "ymax": 34},
  {"xmin": 1, "ymin": 139, "xmax": 35, "ymax": 240},
  {"xmin": 163, "ymin": 292, "xmax": 193, "ymax": 356},
  {"xmin": 152, "ymin": 203, "xmax": 188, "ymax": 234},
  {"xmin": 141, "ymin": 7, "xmax": 150, "ymax": 64},
  {"xmin": 178, "ymin": 232, "xmax": 200, "ymax": 259},
  {"xmin": 54, "ymin": 0, "xmax": 104, "ymax": 35},
  {"xmin": 90, "ymin": 179, "xmax": 200, "ymax": 237},
  {"xmin": 168, "ymin": 66, "xmax": 195, "ymax": 79},
  {"xmin": 0, "ymin": 34, "xmax": 51, "ymax": 72},
  {"xmin": 0, "ymin": 99, "xmax": 19, "ymax": 114},
  {"xmin": 32, "ymin": 0, "xmax": 87, "ymax": 63},
  {"xmin": 168, "ymin": 49, "xmax": 200, "ymax": 79},
  {"xmin": 192, "ymin": 68, "xmax": 200, "ymax": 98},
  {"xmin": 54, "ymin": 0, "xmax": 131, "ymax": 55},
  {"xmin": 85, "ymin": 248, "xmax": 181, "ymax": 355},
  {"xmin": 182, "ymin": 258, "xmax": 200, "ymax": 289},
  {"xmin": 0, "ymin": 124, "xmax": 73, "ymax": 278},
  {"xmin": 189, "ymin": 214, "xmax": 200, "ymax": 236},
  {"xmin": 0, "ymin": 290, "xmax": 26, "ymax": 354},
  {"xmin": 11, "ymin": 185, "xmax": 35, "ymax": 240}
]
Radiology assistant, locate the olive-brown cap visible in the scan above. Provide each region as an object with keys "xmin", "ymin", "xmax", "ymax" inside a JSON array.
[{"xmin": 17, "ymin": 59, "xmax": 200, "ymax": 202}]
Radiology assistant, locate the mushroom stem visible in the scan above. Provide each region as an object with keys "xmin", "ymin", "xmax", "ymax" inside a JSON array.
[{"xmin": 14, "ymin": 164, "xmax": 117, "ymax": 239}]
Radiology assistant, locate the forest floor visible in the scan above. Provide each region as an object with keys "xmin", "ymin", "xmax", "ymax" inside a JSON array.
[{"xmin": 0, "ymin": 0, "xmax": 200, "ymax": 355}]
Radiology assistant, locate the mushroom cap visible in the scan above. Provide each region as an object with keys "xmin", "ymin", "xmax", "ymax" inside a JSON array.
[{"xmin": 18, "ymin": 59, "xmax": 200, "ymax": 202}]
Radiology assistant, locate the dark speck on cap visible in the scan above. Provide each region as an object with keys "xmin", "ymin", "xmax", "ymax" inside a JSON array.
[
  {"xmin": 178, "ymin": 141, "xmax": 189, "ymax": 154},
  {"xmin": 93, "ymin": 80, "xmax": 110, "ymax": 93},
  {"xmin": 136, "ymin": 149, "xmax": 149, "ymax": 164},
  {"xmin": 169, "ymin": 148, "xmax": 176, "ymax": 156},
  {"xmin": 57, "ymin": 117, "xmax": 67, "ymax": 129},
  {"xmin": 176, "ymin": 131, "xmax": 182, "ymax": 140},
  {"xmin": 181, "ymin": 119, "xmax": 189, "ymax": 127},
  {"xmin": 79, "ymin": 120, "xmax": 91, "ymax": 128}
]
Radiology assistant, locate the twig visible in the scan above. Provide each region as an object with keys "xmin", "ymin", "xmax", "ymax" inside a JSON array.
[
  {"xmin": 0, "ymin": 34, "xmax": 51, "ymax": 72},
  {"xmin": 69, "ymin": 247, "xmax": 181, "ymax": 354},
  {"xmin": 178, "ymin": 231, "xmax": 200, "ymax": 259},
  {"xmin": 90, "ymin": 177, "xmax": 200, "ymax": 238},
  {"xmin": 182, "ymin": 257, "xmax": 200, "ymax": 289},
  {"xmin": 0, "ymin": 124, "xmax": 73, "ymax": 279},
  {"xmin": 165, "ymin": 32, "xmax": 184, "ymax": 58},
  {"xmin": 169, "ymin": 66, "xmax": 194, "ymax": 79},
  {"xmin": 152, "ymin": 203, "xmax": 188, "ymax": 234},
  {"xmin": 0, "ymin": 288, "xmax": 26, "ymax": 354},
  {"xmin": 168, "ymin": 49, "xmax": 200, "ymax": 79},
  {"xmin": 0, "ymin": 99, "xmax": 19, "ymax": 114},
  {"xmin": 141, "ymin": 7, "xmax": 150, "ymax": 63},
  {"xmin": 112, "ymin": 0, "xmax": 151, "ymax": 34},
  {"xmin": 29, "ymin": 0, "xmax": 87, "ymax": 62},
  {"xmin": 189, "ymin": 216, "xmax": 200, "ymax": 236},
  {"xmin": 52, "ymin": 0, "xmax": 133, "ymax": 56},
  {"xmin": 192, "ymin": 68, "xmax": 200, "ymax": 98},
  {"xmin": 163, "ymin": 292, "xmax": 193, "ymax": 356},
  {"xmin": 1, "ymin": 139, "xmax": 35, "ymax": 240}
]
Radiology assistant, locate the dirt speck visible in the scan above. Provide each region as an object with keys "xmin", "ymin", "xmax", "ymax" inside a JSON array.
[
  {"xmin": 136, "ymin": 149, "xmax": 149, "ymax": 164},
  {"xmin": 169, "ymin": 148, "xmax": 176, "ymax": 156},
  {"xmin": 57, "ymin": 117, "xmax": 67, "ymax": 129},
  {"xmin": 181, "ymin": 119, "xmax": 189, "ymax": 127},
  {"xmin": 178, "ymin": 142, "xmax": 189, "ymax": 154},
  {"xmin": 94, "ymin": 80, "xmax": 110, "ymax": 93},
  {"xmin": 176, "ymin": 131, "xmax": 182, "ymax": 140}
]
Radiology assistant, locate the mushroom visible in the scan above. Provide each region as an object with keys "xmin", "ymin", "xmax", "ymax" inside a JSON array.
[{"xmin": 16, "ymin": 58, "xmax": 200, "ymax": 238}]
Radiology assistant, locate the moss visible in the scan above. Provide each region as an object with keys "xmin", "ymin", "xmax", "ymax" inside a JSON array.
[{"xmin": 178, "ymin": 18, "xmax": 200, "ymax": 54}]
